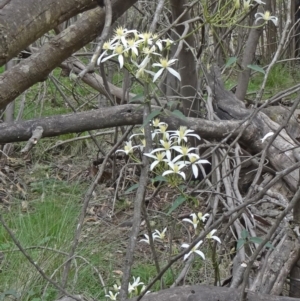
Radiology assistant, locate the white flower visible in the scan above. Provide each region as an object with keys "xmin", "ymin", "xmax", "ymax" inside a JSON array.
[
  {"xmin": 110, "ymin": 27, "xmax": 137, "ymax": 47},
  {"xmin": 206, "ymin": 229, "xmax": 221, "ymax": 243},
  {"xmin": 153, "ymin": 227, "xmax": 167, "ymax": 240},
  {"xmin": 169, "ymin": 126, "xmax": 201, "ymax": 144},
  {"xmin": 113, "ymin": 284, "xmax": 121, "ymax": 292},
  {"xmin": 182, "ymin": 213, "xmax": 199, "ymax": 230},
  {"xmin": 151, "ymin": 139, "xmax": 175, "ymax": 161},
  {"xmin": 181, "ymin": 241, "xmax": 205, "ymax": 260},
  {"xmin": 172, "ymin": 145, "xmax": 198, "ymax": 162},
  {"xmin": 105, "ymin": 291, "xmax": 119, "ymax": 300},
  {"xmin": 101, "ymin": 44, "xmax": 126, "ymax": 68},
  {"xmin": 255, "ymin": 11, "xmax": 278, "ymax": 26},
  {"xmin": 144, "ymin": 151, "xmax": 167, "ymax": 170},
  {"xmin": 197, "ymin": 212, "xmax": 209, "ymax": 222},
  {"xmin": 260, "ymin": 132, "xmax": 274, "ymax": 143},
  {"xmin": 162, "ymin": 161, "xmax": 186, "ymax": 179},
  {"xmin": 152, "ymin": 58, "xmax": 181, "ymax": 82},
  {"xmin": 176, "ymin": 154, "xmax": 210, "ymax": 179},
  {"xmin": 140, "ymin": 233, "xmax": 156, "ymax": 244},
  {"xmin": 128, "ymin": 276, "xmax": 144, "ymax": 293},
  {"xmin": 138, "ymin": 32, "xmax": 153, "ymax": 45},
  {"xmin": 182, "ymin": 212, "xmax": 209, "ymax": 229},
  {"xmin": 253, "ymin": 0, "xmax": 265, "ymax": 4},
  {"xmin": 116, "ymin": 141, "xmax": 138, "ymax": 155}
]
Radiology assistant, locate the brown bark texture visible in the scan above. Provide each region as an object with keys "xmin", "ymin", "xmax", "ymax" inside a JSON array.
[
  {"xmin": 0, "ymin": 0, "xmax": 98, "ymax": 66},
  {"xmin": 0, "ymin": 0, "xmax": 138, "ymax": 110}
]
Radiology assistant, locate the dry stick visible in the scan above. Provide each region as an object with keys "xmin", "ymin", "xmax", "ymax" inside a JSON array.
[
  {"xmin": 239, "ymin": 186, "xmax": 300, "ymax": 301},
  {"xmin": 142, "ymin": 202, "xmax": 161, "ymax": 276},
  {"xmin": 61, "ymin": 125, "xmax": 134, "ymax": 289},
  {"xmin": 0, "ymin": 215, "xmax": 82, "ymax": 301},
  {"xmin": 78, "ymin": 0, "xmax": 112, "ymax": 77},
  {"xmin": 119, "ymin": 100, "xmax": 152, "ymax": 301},
  {"xmin": 136, "ymin": 160, "xmax": 300, "ymax": 301},
  {"xmin": 149, "ymin": 0, "xmax": 165, "ymax": 33}
]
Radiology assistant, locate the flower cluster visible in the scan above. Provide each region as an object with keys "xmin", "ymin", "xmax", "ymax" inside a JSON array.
[
  {"xmin": 116, "ymin": 119, "xmax": 210, "ymax": 183},
  {"xmin": 181, "ymin": 212, "xmax": 221, "ymax": 260},
  {"xmin": 140, "ymin": 227, "xmax": 167, "ymax": 244},
  {"xmin": 98, "ymin": 27, "xmax": 181, "ymax": 83},
  {"xmin": 144, "ymin": 120, "xmax": 210, "ymax": 181},
  {"xmin": 106, "ymin": 276, "xmax": 149, "ymax": 300}
]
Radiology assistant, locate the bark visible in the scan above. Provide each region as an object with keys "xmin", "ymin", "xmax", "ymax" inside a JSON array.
[
  {"xmin": 0, "ymin": 104, "xmax": 252, "ymax": 144},
  {"xmin": 169, "ymin": 0, "xmax": 198, "ymax": 117},
  {"xmin": 235, "ymin": 7, "xmax": 263, "ymax": 101},
  {"xmin": 208, "ymin": 65, "xmax": 299, "ymax": 192},
  {"xmin": 0, "ymin": 0, "xmax": 138, "ymax": 110},
  {"xmin": 0, "ymin": 0, "xmax": 98, "ymax": 66},
  {"xmin": 60, "ymin": 59, "xmax": 135, "ymax": 104},
  {"xmin": 54, "ymin": 285, "xmax": 300, "ymax": 301}
]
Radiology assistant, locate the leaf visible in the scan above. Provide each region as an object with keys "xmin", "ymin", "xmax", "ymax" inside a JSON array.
[
  {"xmin": 249, "ymin": 236, "xmax": 263, "ymax": 244},
  {"xmin": 241, "ymin": 229, "xmax": 249, "ymax": 240},
  {"xmin": 225, "ymin": 57, "xmax": 237, "ymax": 68},
  {"xmin": 153, "ymin": 175, "xmax": 168, "ymax": 182},
  {"xmin": 241, "ymin": 229, "xmax": 249, "ymax": 239},
  {"xmin": 247, "ymin": 64, "xmax": 265, "ymax": 74},
  {"xmin": 125, "ymin": 184, "xmax": 139, "ymax": 194},
  {"xmin": 167, "ymin": 195, "xmax": 187, "ymax": 215},
  {"xmin": 129, "ymin": 94, "xmax": 144, "ymax": 103},
  {"xmin": 141, "ymin": 109, "xmax": 161, "ymax": 128},
  {"xmin": 171, "ymin": 110, "xmax": 187, "ymax": 121},
  {"xmin": 236, "ymin": 238, "xmax": 246, "ymax": 250},
  {"xmin": 249, "ymin": 237, "xmax": 274, "ymax": 249}
]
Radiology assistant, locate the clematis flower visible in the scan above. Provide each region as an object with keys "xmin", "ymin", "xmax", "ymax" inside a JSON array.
[
  {"xmin": 183, "ymin": 213, "xmax": 199, "ymax": 230},
  {"xmin": 181, "ymin": 241, "xmax": 205, "ymax": 260},
  {"xmin": 152, "ymin": 58, "xmax": 181, "ymax": 82},
  {"xmin": 169, "ymin": 126, "xmax": 201, "ymax": 144},
  {"xmin": 140, "ymin": 233, "xmax": 157, "ymax": 244},
  {"xmin": 100, "ymin": 44, "xmax": 126, "ymax": 68},
  {"xmin": 105, "ymin": 291, "xmax": 119, "ymax": 300},
  {"xmin": 153, "ymin": 227, "xmax": 167, "ymax": 240},
  {"xmin": 206, "ymin": 229, "xmax": 221, "ymax": 243},
  {"xmin": 128, "ymin": 276, "xmax": 144, "ymax": 293},
  {"xmin": 116, "ymin": 141, "xmax": 138, "ymax": 155},
  {"xmin": 162, "ymin": 161, "xmax": 186, "ymax": 179},
  {"xmin": 110, "ymin": 26, "xmax": 137, "ymax": 47},
  {"xmin": 197, "ymin": 212, "xmax": 209, "ymax": 222},
  {"xmin": 144, "ymin": 151, "xmax": 167, "ymax": 170},
  {"xmin": 255, "ymin": 11, "xmax": 278, "ymax": 26},
  {"xmin": 151, "ymin": 139, "xmax": 175, "ymax": 161}
]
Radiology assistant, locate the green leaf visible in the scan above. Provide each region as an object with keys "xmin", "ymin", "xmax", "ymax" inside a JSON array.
[
  {"xmin": 167, "ymin": 195, "xmax": 187, "ymax": 215},
  {"xmin": 171, "ymin": 110, "xmax": 187, "ymax": 121},
  {"xmin": 236, "ymin": 238, "xmax": 246, "ymax": 250},
  {"xmin": 153, "ymin": 175, "xmax": 168, "ymax": 182},
  {"xmin": 225, "ymin": 57, "xmax": 237, "ymax": 68},
  {"xmin": 129, "ymin": 94, "xmax": 144, "ymax": 103},
  {"xmin": 125, "ymin": 184, "xmax": 139, "ymax": 194},
  {"xmin": 247, "ymin": 64, "xmax": 265, "ymax": 74},
  {"xmin": 249, "ymin": 236, "xmax": 263, "ymax": 244},
  {"xmin": 241, "ymin": 229, "xmax": 249, "ymax": 240},
  {"xmin": 265, "ymin": 242, "xmax": 275, "ymax": 249},
  {"xmin": 141, "ymin": 109, "xmax": 161, "ymax": 128}
]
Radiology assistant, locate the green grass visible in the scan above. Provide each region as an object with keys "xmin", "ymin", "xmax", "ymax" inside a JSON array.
[{"xmin": 0, "ymin": 178, "xmax": 112, "ymax": 301}]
